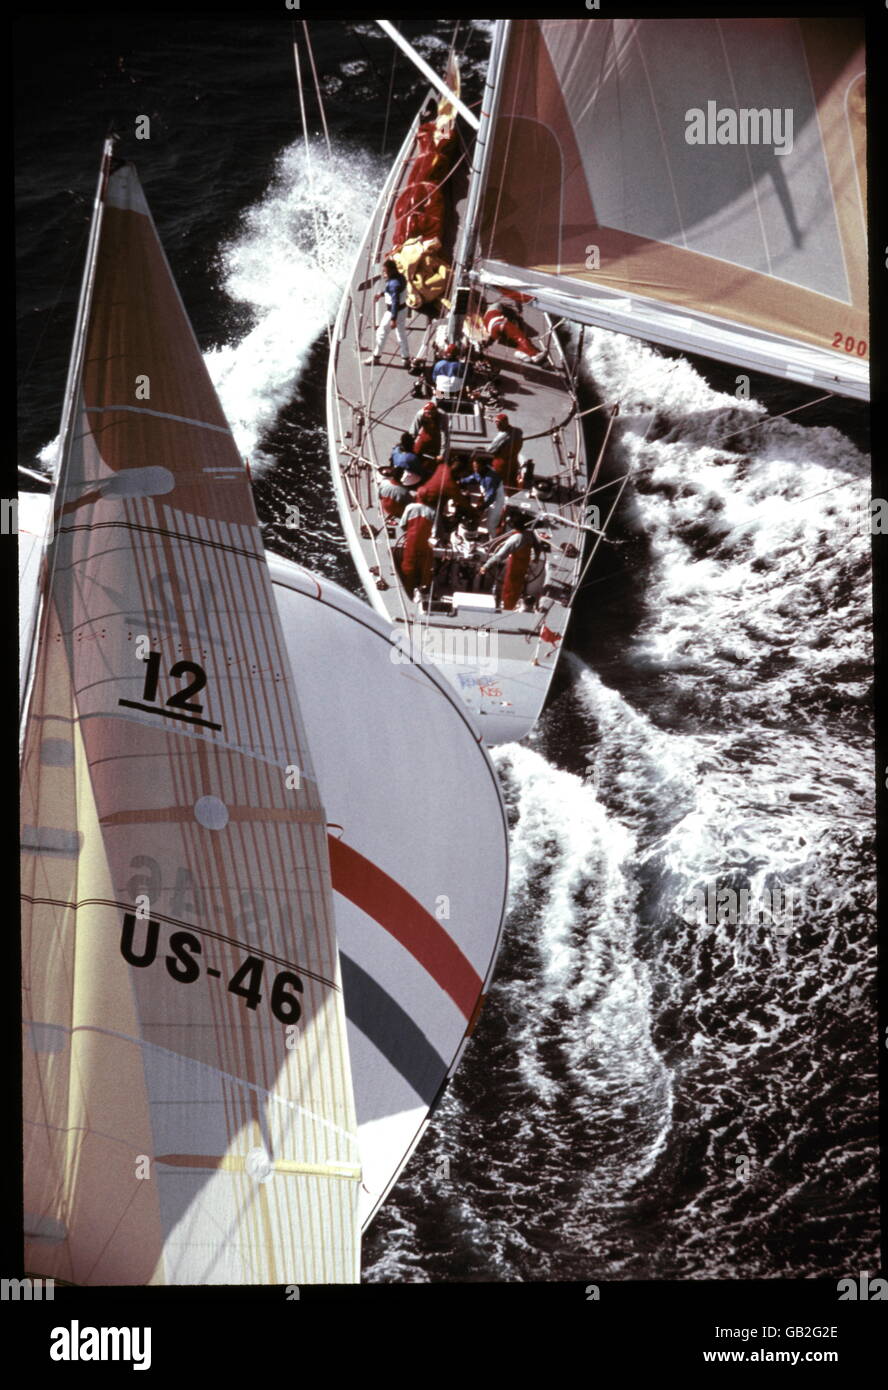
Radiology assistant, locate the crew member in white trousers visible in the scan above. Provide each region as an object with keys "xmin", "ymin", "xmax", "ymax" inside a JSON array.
[{"xmin": 366, "ymin": 257, "xmax": 410, "ymax": 368}]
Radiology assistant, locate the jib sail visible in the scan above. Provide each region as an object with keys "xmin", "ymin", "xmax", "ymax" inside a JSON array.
[{"xmin": 20, "ymin": 143, "xmax": 361, "ymax": 1284}]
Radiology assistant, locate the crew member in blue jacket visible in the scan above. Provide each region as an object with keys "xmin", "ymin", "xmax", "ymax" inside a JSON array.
[
  {"xmin": 366, "ymin": 258, "xmax": 410, "ymax": 368},
  {"xmin": 463, "ymin": 455, "xmax": 505, "ymax": 536},
  {"xmin": 432, "ymin": 342, "xmax": 471, "ymax": 404},
  {"xmin": 390, "ymin": 432, "xmax": 421, "ymax": 479}
]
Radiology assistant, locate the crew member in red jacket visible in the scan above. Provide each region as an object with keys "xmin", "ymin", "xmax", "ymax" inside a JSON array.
[
  {"xmin": 398, "ymin": 498, "xmax": 436, "ymax": 596},
  {"xmin": 412, "ymin": 400, "xmax": 450, "ymax": 464},
  {"xmin": 481, "ymin": 514, "xmax": 548, "ymax": 610},
  {"xmin": 416, "ymin": 459, "xmax": 459, "ymax": 509},
  {"xmin": 482, "ymin": 301, "xmax": 546, "ymax": 363},
  {"xmin": 377, "ymin": 468, "xmax": 413, "ymax": 521}
]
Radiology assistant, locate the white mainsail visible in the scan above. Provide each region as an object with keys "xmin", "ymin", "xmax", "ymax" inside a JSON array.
[
  {"xmin": 471, "ymin": 18, "xmax": 868, "ymax": 400},
  {"xmin": 20, "ymin": 142, "xmax": 361, "ymax": 1284}
]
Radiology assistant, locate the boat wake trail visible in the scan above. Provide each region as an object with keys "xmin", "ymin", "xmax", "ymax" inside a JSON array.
[
  {"xmin": 573, "ymin": 661, "xmax": 876, "ymax": 1279},
  {"xmin": 363, "ymin": 743, "xmax": 675, "ymax": 1282},
  {"xmin": 205, "ymin": 139, "xmax": 386, "ymax": 467},
  {"xmin": 584, "ymin": 329, "xmax": 872, "ymax": 727},
  {"xmin": 497, "ymin": 743, "xmax": 674, "ymax": 1190},
  {"xmin": 363, "ymin": 329, "xmax": 876, "ymax": 1283}
]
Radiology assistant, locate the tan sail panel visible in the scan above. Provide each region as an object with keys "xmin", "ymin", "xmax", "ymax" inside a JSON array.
[
  {"xmin": 21, "ymin": 155, "xmax": 360, "ymax": 1285},
  {"xmin": 476, "ymin": 19, "xmax": 868, "ymax": 398}
]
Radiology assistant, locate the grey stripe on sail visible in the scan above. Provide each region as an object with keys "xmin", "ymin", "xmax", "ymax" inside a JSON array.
[
  {"xmin": 24, "ymin": 1212, "xmax": 67, "ymax": 1243},
  {"xmin": 21, "ymin": 826, "xmax": 83, "ymax": 857},
  {"xmin": 39, "ymin": 738, "xmax": 75, "ymax": 767},
  {"xmin": 28, "ymin": 1022, "xmax": 69, "ymax": 1054}
]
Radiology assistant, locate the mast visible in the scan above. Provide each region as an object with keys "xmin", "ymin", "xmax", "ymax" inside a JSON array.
[
  {"xmin": 448, "ymin": 19, "xmax": 511, "ymax": 341},
  {"xmin": 19, "ymin": 137, "xmax": 115, "ymax": 744}
]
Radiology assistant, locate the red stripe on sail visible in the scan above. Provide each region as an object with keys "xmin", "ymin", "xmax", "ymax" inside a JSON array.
[{"xmin": 327, "ymin": 837, "xmax": 480, "ymax": 1019}]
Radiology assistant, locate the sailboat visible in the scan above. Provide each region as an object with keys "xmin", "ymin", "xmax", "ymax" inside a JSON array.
[
  {"xmin": 328, "ymin": 17, "xmax": 868, "ymax": 744},
  {"xmin": 18, "ymin": 138, "xmax": 508, "ymax": 1284}
]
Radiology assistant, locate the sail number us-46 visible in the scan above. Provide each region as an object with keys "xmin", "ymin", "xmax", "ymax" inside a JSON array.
[{"xmin": 120, "ymin": 913, "xmax": 303, "ymax": 1023}]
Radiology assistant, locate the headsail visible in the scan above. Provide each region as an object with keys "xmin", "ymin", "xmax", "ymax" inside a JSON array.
[
  {"xmin": 473, "ymin": 19, "xmax": 868, "ymax": 399},
  {"xmin": 20, "ymin": 143, "xmax": 361, "ymax": 1284}
]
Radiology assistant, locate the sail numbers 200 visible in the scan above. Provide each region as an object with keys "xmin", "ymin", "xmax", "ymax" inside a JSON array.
[
  {"xmin": 831, "ymin": 331, "xmax": 867, "ymax": 357},
  {"xmin": 119, "ymin": 913, "xmax": 303, "ymax": 1023}
]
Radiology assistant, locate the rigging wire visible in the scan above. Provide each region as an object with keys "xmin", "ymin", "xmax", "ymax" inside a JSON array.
[
  {"xmin": 707, "ymin": 392, "xmax": 836, "ymax": 448},
  {"xmin": 447, "ymin": 21, "xmax": 460, "ymax": 69},
  {"xmin": 381, "ymin": 22, "xmax": 398, "ymax": 157},
  {"xmin": 292, "ymin": 23, "xmax": 334, "ymax": 351},
  {"xmin": 302, "ymin": 21, "xmax": 332, "ymax": 159}
]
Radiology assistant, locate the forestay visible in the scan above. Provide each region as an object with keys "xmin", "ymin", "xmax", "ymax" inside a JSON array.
[
  {"xmin": 474, "ymin": 19, "xmax": 868, "ymax": 399},
  {"xmin": 20, "ymin": 146, "xmax": 361, "ymax": 1284}
]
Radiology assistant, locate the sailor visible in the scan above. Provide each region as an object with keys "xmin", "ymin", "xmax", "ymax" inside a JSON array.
[
  {"xmin": 431, "ymin": 341, "xmax": 461, "ymax": 383},
  {"xmin": 480, "ymin": 512, "xmax": 549, "ymax": 611},
  {"xmin": 449, "ymin": 515, "xmax": 484, "ymax": 591},
  {"xmin": 489, "ymin": 412, "xmax": 524, "ymax": 489},
  {"xmin": 366, "ymin": 258, "xmax": 411, "ymax": 368},
  {"xmin": 452, "ymin": 514, "xmax": 481, "ymax": 560},
  {"xmin": 390, "ymin": 431, "xmax": 420, "ymax": 478},
  {"xmin": 377, "ymin": 467, "xmax": 412, "ymax": 521},
  {"xmin": 463, "ymin": 455, "xmax": 505, "ymax": 536},
  {"xmin": 412, "ymin": 400, "xmax": 450, "ymax": 463},
  {"xmin": 482, "ymin": 300, "xmax": 546, "ymax": 363},
  {"xmin": 431, "ymin": 342, "xmax": 468, "ymax": 403},
  {"xmin": 397, "ymin": 496, "xmax": 437, "ymax": 598},
  {"xmin": 416, "ymin": 459, "xmax": 468, "ymax": 527}
]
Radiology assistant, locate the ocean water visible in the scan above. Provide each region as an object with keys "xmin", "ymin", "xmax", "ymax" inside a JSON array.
[{"xmin": 15, "ymin": 17, "xmax": 877, "ymax": 1282}]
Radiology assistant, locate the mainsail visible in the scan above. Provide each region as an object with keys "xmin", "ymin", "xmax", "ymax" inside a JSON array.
[
  {"xmin": 472, "ymin": 18, "xmax": 868, "ymax": 400},
  {"xmin": 20, "ymin": 142, "xmax": 361, "ymax": 1284}
]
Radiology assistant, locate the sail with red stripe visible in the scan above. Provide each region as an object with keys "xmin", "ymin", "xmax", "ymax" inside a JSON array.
[
  {"xmin": 264, "ymin": 559, "xmax": 509, "ymax": 1227},
  {"xmin": 474, "ymin": 18, "xmax": 868, "ymax": 399},
  {"xmin": 19, "ymin": 489, "xmax": 511, "ymax": 1246},
  {"xmin": 20, "ymin": 142, "xmax": 361, "ymax": 1284}
]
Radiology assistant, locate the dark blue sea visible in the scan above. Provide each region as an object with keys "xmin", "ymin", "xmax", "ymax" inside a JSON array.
[{"xmin": 15, "ymin": 16, "xmax": 877, "ymax": 1282}]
